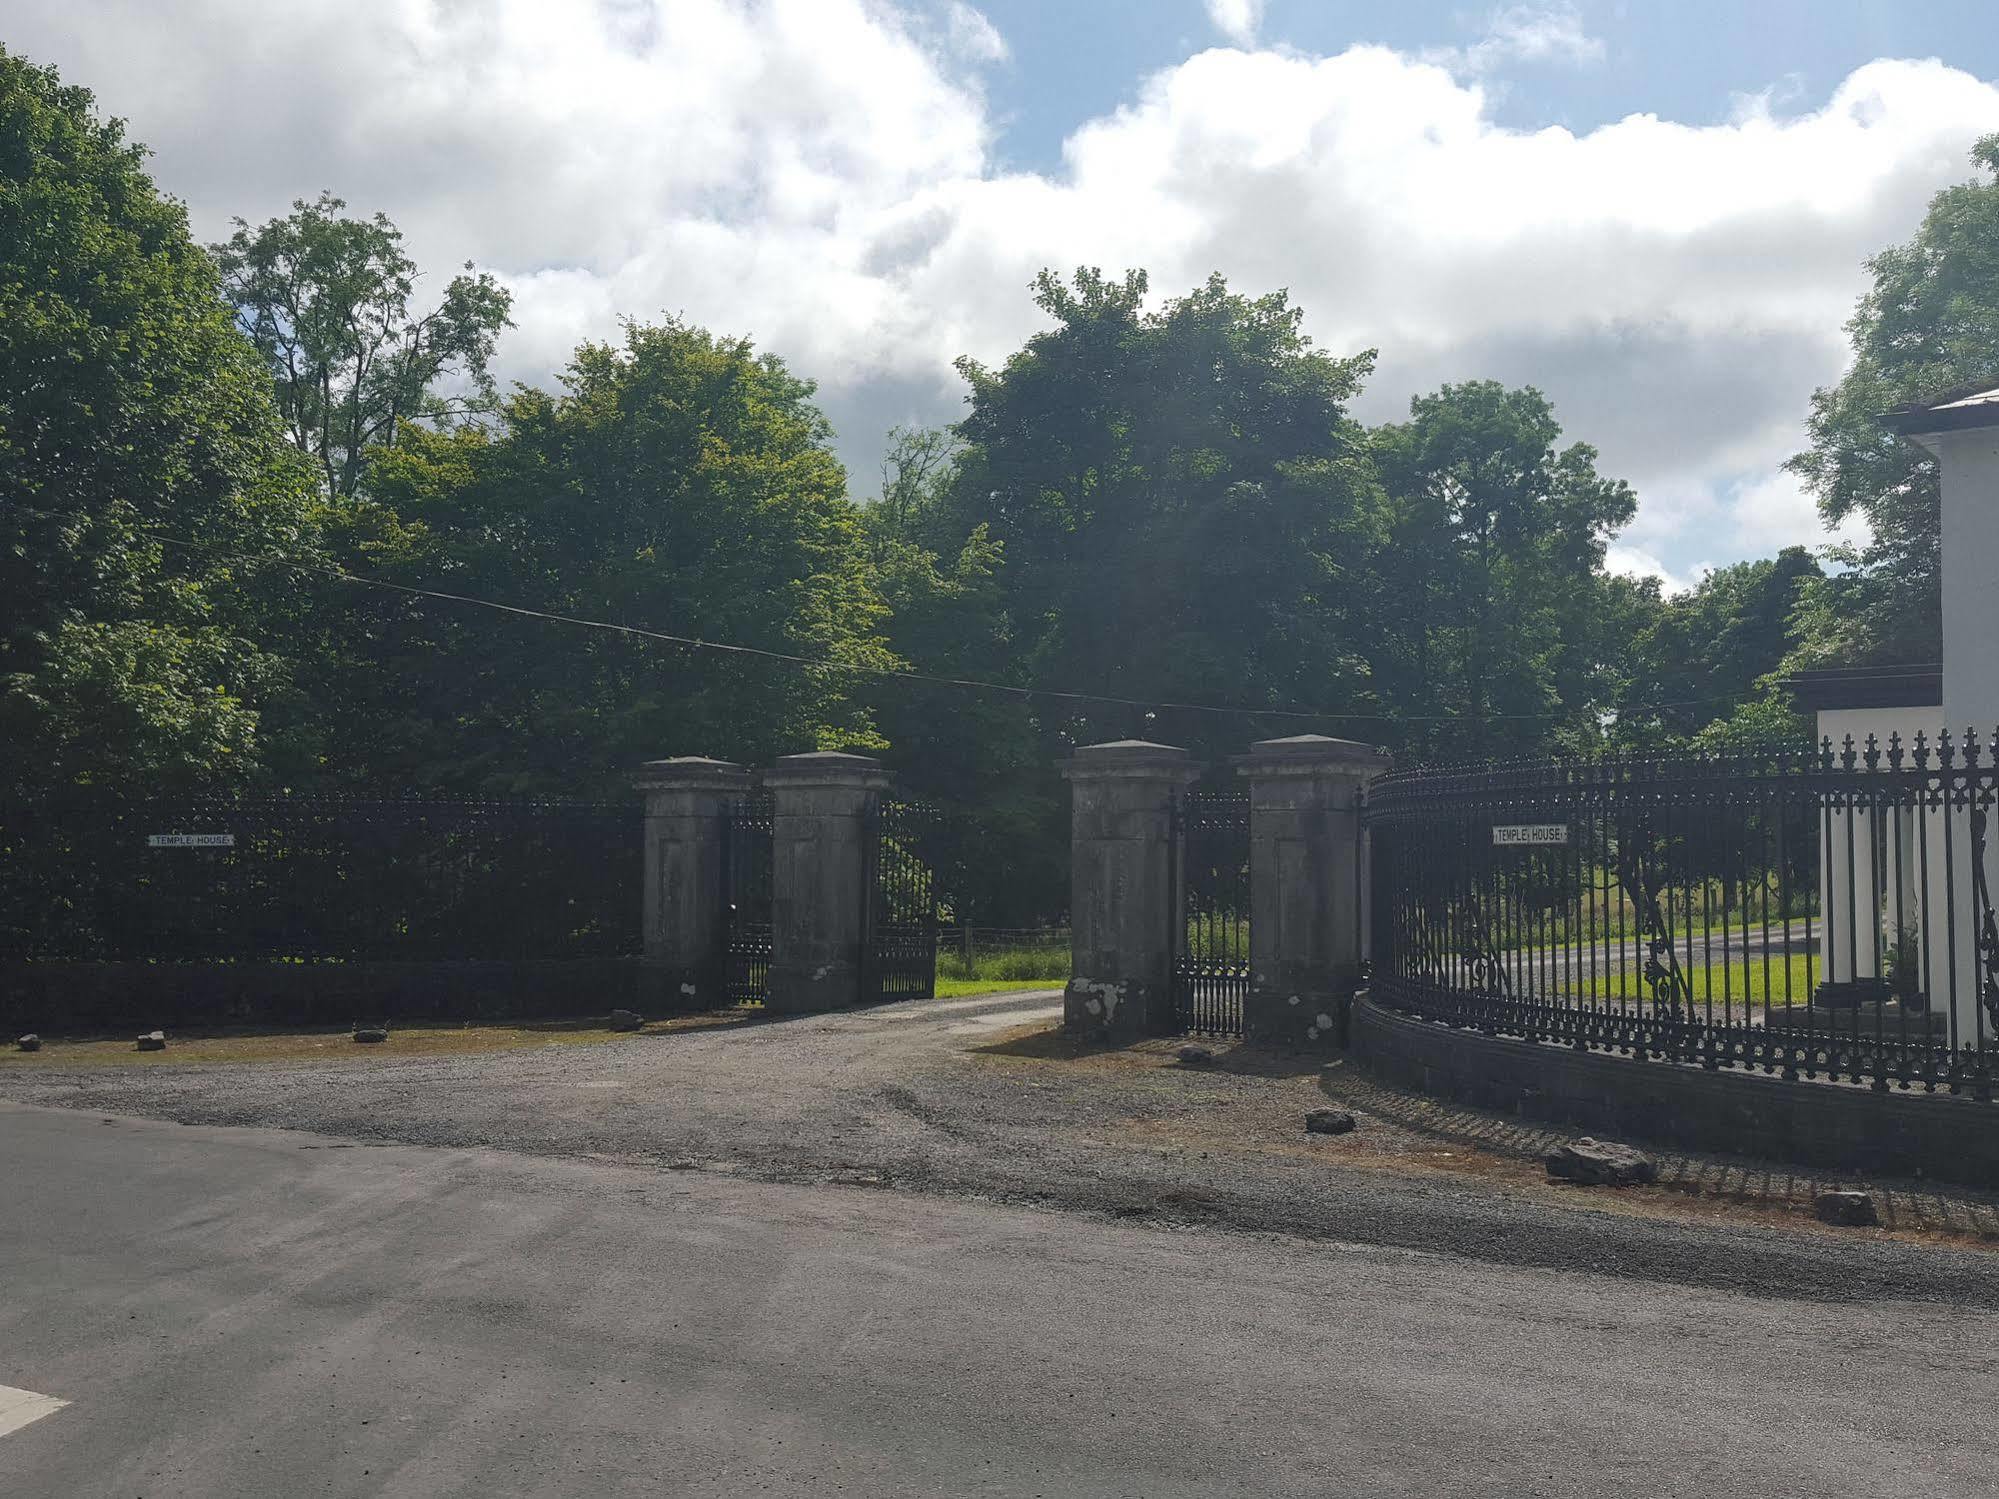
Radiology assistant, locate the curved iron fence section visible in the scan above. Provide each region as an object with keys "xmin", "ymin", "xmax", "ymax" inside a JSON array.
[{"xmin": 1367, "ymin": 737, "xmax": 1999, "ymax": 1098}]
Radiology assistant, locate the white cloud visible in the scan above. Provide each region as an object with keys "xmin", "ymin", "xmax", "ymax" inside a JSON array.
[
  {"xmin": 1606, "ymin": 547, "xmax": 1695, "ymax": 596},
  {"xmin": 944, "ymin": 2, "xmax": 1008, "ymax": 64},
  {"xmin": 1726, "ymin": 468, "xmax": 1870, "ymax": 556},
  {"xmin": 1204, "ymin": 0, "xmax": 1264, "ymax": 48},
  {"xmin": 7, "ymin": 2, "xmax": 1994, "ymax": 569},
  {"xmin": 1426, "ymin": 3, "xmax": 1605, "ymax": 75}
]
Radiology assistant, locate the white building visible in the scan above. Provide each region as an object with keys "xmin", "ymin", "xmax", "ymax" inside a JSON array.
[{"xmin": 1785, "ymin": 385, "xmax": 1999, "ymax": 1050}]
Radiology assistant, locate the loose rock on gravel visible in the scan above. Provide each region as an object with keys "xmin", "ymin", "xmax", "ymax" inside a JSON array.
[
  {"xmin": 1305, "ymin": 1108, "xmax": 1357, "ymax": 1135},
  {"xmin": 15, "ymin": 1034, "xmax": 38, "ymax": 1052},
  {"xmin": 1545, "ymin": 1137, "xmax": 1657, "ymax": 1186},
  {"xmin": 134, "ymin": 1031, "xmax": 166, "ymax": 1052},
  {"xmin": 1815, "ymin": 1190, "xmax": 1880, "ymax": 1226}
]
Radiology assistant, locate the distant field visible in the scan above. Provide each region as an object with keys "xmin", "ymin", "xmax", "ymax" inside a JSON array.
[{"xmin": 935, "ymin": 932, "xmax": 1069, "ymax": 989}]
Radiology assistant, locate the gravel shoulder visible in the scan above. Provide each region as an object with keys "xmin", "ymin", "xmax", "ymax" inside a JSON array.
[{"xmin": 6, "ymin": 988, "xmax": 1998, "ymax": 1306}]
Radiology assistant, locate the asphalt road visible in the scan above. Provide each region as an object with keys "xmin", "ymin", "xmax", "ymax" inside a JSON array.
[{"xmin": 6, "ymin": 1101, "xmax": 1999, "ymax": 1499}]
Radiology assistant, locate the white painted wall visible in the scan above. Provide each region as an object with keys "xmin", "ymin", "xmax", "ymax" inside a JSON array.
[
  {"xmin": 1812, "ymin": 706, "xmax": 1938, "ymax": 988},
  {"xmin": 1934, "ymin": 426, "xmax": 1999, "ymax": 1047},
  {"xmin": 1936, "ymin": 425, "xmax": 1999, "ymax": 736},
  {"xmin": 1815, "ymin": 706, "xmax": 1936, "ymax": 759}
]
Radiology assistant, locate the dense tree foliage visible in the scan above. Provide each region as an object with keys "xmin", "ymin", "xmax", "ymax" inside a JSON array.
[
  {"xmin": 1613, "ymin": 548, "xmax": 1822, "ymax": 746},
  {"xmin": 214, "ymin": 192, "xmax": 512, "ymax": 501},
  {"xmin": 1367, "ymin": 382, "xmax": 1636, "ymax": 758},
  {"xmin": 0, "ymin": 48, "xmax": 315, "ymax": 795},
  {"xmin": 309, "ymin": 320, "xmax": 896, "ymax": 793},
  {"xmin": 925, "ymin": 269, "xmax": 1383, "ymax": 754},
  {"xmin": 1789, "ymin": 134, "xmax": 1999, "ymax": 668}
]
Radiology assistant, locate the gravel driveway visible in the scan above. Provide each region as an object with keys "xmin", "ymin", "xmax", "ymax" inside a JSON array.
[{"xmin": 6, "ymin": 989, "xmax": 1997, "ymax": 1306}]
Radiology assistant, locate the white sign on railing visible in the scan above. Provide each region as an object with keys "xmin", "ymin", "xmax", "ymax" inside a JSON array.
[
  {"xmin": 146, "ymin": 833, "xmax": 236, "ymax": 848},
  {"xmin": 1491, "ymin": 823, "xmax": 1569, "ymax": 847}
]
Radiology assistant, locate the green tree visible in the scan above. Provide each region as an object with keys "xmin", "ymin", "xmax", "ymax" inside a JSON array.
[
  {"xmin": 0, "ymin": 48, "xmax": 315, "ymax": 794},
  {"xmin": 891, "ymin": 269, "xmax": 1385, "ymax": 919},
  {"xmin": 1614, "ymin": 547, "xmax": 1822, "ymax": 744},
  {"xmin": 1368, "ymin": 382, "xmax": 1637, "ymax": 757},
  {"xmin": 858, "ymin": 428, "xmax": 1043, "ymax": 922},
  {"xmin": 213, "ymin": 191, "xmax": 512, "ymax": 501},
  {"xmin": 935, "ymin": 268, "xmax": 1384, "ymax": 755},
  {"xmin": 1789, "ymin": 134, "xmax": 1999, "ymax": 667},
  {"xmin": 312, "ymin": 319, "xmax": 895, "ymax": 793}
]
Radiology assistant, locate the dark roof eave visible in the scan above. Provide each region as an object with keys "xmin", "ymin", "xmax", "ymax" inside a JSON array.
[
  {"xmin": 1883, "ymin": 406, "xmax": 1999, "ymax": 438},
  {"xmin": 1780, "ymin": 663, "xmax": 1943, "ymax": 711}
]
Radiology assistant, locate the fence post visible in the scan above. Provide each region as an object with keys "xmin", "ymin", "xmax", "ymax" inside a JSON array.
[
  {"xmin": 765, "ymin": 751, "xmax": 894, "ymax": 1014},
  {"xmin": 1061, "ymin": 740, "xmax": 1202, "ymax": 1041},
  {"xmin": 635, "ymin": 757, "xmax": 753, "ymax": 1011},
  {"xmin": 1235, "ymin": 734, "xmax": 1391, "ymax": 1048}
]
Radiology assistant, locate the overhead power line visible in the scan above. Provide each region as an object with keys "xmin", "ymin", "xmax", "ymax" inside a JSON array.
[{"xmin": 140, "ymin": 526, "xmax": 1768, "ymax": 729}]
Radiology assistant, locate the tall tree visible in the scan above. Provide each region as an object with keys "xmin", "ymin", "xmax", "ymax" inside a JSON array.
[
  {"xmin": 892, "ymin": 269, "xmax": 1385, "ymax": 919},
  {"xmin": 1368, "ymin": 382, "xmax": 1636, "ymax": 757},
  {"xmin": 1788, "ymin": 134, "xmax": 1999, "ymax": 667},
  {"xmin": 213, "ymin": 191, "xmax": 512, "ymax": 501},
  {"xmin": 935, "ymin": 268, "xmax": 1384, "ymax": 756},
  {"xmin": 0, "ymin": 47, "xmax": 315, "ymax": 794},
  {"xmin": 860, "ymin": 428, "xmax": 1038, "ymax": 922},
  {"xmin": 311, "ymin": 319, "xmax": 895, "ymax": 793}
]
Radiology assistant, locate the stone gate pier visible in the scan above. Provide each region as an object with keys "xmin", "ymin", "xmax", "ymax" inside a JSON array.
[
  {"xmin": 1060, "ymin": 741, "xmax": 1201, "ymax": 1042},
  {"xmin": 1236, "ymin": 734, "xmax": 1389, "ymax": 1047}
]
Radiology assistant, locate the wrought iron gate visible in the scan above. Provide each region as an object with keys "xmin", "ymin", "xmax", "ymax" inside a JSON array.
[
  {"xmin": 721, "ymin": 791, "xmax": 774, "ymax": 1005},
  {"xmin": 1172, "ymin": 789, "xmax": 1250, "ymax": 1036},
  {"xmin": 863, "ymin": 798, "xmax": 940, "ymax": 1004}
]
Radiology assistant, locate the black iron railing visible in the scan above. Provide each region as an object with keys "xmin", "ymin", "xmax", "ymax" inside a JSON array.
[
  {"xmin": 1174, "ymin": 790, "xmax": 1249, "ymax": 1037},
  {"xmin": 0, "ymin": 792, "xmax": 640, "ymax": 962},
  {"xmin": 1366, "ymin": 735, "xmax": 1999, "ymax": 1097}
]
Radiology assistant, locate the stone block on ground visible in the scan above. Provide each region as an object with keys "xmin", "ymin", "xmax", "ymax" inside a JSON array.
[
  {"xmin": 352, "ymin": 1025, "xmax": 389, "ymax": 1044},
  {"xmin": 1813, "ymin": 1189, "xmax": 1879, "ymax": 1226},
  {"xmin": 16, "ymin": 1033, "xmax": 40, "ymax": 1052},
  {"xmin": 135, "ymin": 1030, "xmax": 166, "ymax": 1052},
  {"xmin": 1544, "ymin": 1137, "xmax": 1655, "ymax": 1186},
  {"xmin": 1175, "ymin": 1044, "xmax": 1213, "ymax": 1065},
  {"xmin": 607, "ymin": 1009, "xmax": 644, "ymax": 1032},
  {"xmin": 1305, "ymin": 1108, "xmax": 1357, "ymax": 1136}
]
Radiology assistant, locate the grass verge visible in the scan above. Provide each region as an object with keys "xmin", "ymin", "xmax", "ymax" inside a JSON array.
[{"xmin": 1578, "ymin": 950, "xmax": 1819, "ymax": 1007}]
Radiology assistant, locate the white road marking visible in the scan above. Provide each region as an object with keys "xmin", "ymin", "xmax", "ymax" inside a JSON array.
[{"xmin": 0, "ymin": 1385, "xmax": 68, "ymax": 1439}]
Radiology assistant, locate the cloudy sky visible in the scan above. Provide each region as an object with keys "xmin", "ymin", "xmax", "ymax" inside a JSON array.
[{"xmin": 11, "ymin": 0, "xmax": 1999, "ymax": 588}]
